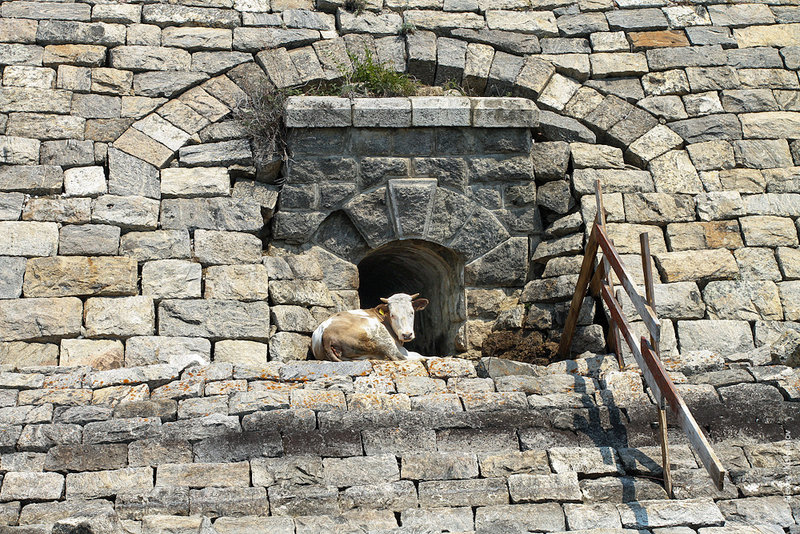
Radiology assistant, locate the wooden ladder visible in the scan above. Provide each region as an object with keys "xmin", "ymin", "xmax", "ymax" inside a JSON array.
[{"xmin": 558, "ymin": 181, "xmax": 726, "ymax": 495}]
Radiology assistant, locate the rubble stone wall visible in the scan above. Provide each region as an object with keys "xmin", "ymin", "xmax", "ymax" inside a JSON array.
[{"xmin": 1, "ymin": 0, "xmax": 800, "ymax": 368}]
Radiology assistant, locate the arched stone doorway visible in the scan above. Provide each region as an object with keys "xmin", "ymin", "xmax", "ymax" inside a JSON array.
[{"xmin": 357, "ymin": 240, "xmax": 464, "ymax": 357}]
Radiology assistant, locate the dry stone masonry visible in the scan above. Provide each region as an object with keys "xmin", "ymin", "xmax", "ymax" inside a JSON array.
[{"xmin": 1, "ymin": 0, "xmax": 800, "ymax": 529}]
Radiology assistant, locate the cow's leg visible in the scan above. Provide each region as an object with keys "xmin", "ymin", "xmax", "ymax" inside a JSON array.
[{"xmin": 323, "ymin": 336, "xmax": 343, "ymax": 362}]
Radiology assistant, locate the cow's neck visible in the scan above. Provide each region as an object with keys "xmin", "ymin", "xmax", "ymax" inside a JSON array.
[{"xmin": 371, "ymin": 306, "xmax": 404, "ymax": 347}]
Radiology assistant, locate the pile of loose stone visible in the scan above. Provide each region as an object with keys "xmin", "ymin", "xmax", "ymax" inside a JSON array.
[{"xmin": 0, "ymin": 347, "xmax": 798, "ymax": 532}]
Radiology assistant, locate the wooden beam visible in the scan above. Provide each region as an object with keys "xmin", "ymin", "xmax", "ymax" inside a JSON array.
[
  {"xmin": 600, "ymin": 284, "xmax": 663, "ymax": 408},
  {"xmin": 596, "ymin": 225, "xmax": 661, "ymax": 345},
  {"xmin": 557, "ymin": 225, "xmax": 600, "ymax": 358},
  {"xmin": 641, "ymin": 338, "xmax": 726, "ymax": 491}
]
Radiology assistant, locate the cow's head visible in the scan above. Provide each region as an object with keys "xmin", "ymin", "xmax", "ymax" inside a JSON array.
[{"xmin": 378, "ymin": 293, "xmax": 429, "ymax": 343}]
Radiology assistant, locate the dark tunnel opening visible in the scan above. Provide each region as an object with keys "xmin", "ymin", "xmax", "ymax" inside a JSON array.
[{"xmin": 357, "ymin": 240, "xmax": 465, "ymax": 356}]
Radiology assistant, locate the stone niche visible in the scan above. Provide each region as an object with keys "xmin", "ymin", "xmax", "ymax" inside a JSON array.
[{"xmin": 270, "ymin": 96, "xmax": 540, "ymax": 356}]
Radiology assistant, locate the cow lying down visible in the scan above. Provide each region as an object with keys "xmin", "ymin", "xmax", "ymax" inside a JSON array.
[{"xmin": 311, "ymin": 293, "xmax": 429, "ymax": 361}]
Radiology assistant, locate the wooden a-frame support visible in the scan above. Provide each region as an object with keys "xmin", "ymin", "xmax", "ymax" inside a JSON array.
[{"xmin": 557, "ymin": 181, "xmax": 726, "ymax": 495}]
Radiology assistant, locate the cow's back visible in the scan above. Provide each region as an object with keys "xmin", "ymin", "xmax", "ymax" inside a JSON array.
[{"xmin": 311, "ymin": 310, "xmax": 400, "ymax": 361}]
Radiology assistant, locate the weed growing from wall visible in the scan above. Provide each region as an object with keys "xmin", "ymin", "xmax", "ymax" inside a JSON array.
[{"xmin": 234, "ymin": 48, "xmax": 419, "ymax": 167}]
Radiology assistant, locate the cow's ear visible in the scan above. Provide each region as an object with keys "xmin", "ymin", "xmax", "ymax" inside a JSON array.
[
  {"xmin": 376, "ymin": 303, "xmax": 389, "ymax": 317},
  {"xmin": 412, "ymin": 298, "xmax": 429, "ymax": 311}
]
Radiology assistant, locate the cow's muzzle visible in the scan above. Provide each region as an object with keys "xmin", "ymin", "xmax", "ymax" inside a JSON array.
[{"xmin": 401, "ymin": 333, "xmax": 415, "ymax": 342}]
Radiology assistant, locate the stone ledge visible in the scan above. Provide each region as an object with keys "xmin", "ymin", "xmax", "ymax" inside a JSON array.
[{"xmin": 285, "ymin": 96, "xmax": 539, "ymax": 129}]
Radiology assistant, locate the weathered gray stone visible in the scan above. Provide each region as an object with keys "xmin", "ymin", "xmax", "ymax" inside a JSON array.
[
  {"xmin": 740, "ymin": 216, "xmax": 798, "ymax": 247},
  {"xmin": 120, "ymin": 230, "xmax": 191, "ymax": 262},
  {"xmin": 0, "ymin": 297, "xmax": 82, "ymax": 342},
  {"xmin": 204, "ymin": 264, "xmax": 269, "ymax": 301},
  {"xmin": 84, "ymin": 296, "xmax": 155, "ymax": 338},
  {"xmin": 704, "ymin": 280, "xmax": 783, "ymax": 321},
  {"xmin": 0, "ymin": 166, "xmax": 63, "ymax": 197},
  {"xmin": 509, "ymin": 472, "xmax": 581, "ymax": 503},
  {"xmin": 678, "ymin": 320, "xmax": 755, "ymax": 354},
  {"xmin": 0, "ymin": 471, "xmax": 64, "ymax": 501},
  {"xmin": 419, "ymin": 478, "xmax": 508, "ymax": 508},
  {"xmin": 269, "ymin": 484, "xmax": 339, "ymax": 516},
  {"xmin": 125, "ymin": 336, "xmax": 210, "ymax": 367},
  {"xmin": 141, "ymin": 259, "xmax": 202, "ymax": 300},
  {"xmin": 159, "ymin": 299, "xmax": 270, "ymax": 340},
  {"xmin": 161, "ymin": 198, "xmax": 262, "ymax": 232},
  {"xmin": 92, "ymin": 195, "xmax": 160, "ymax": 231},
  {"xmin": 580, "ymin": 476, "xmax": 669, "ymax": 503},
  {"xmin": 617, "ymin": 498, "xmax": 724, "ymax": 529}
]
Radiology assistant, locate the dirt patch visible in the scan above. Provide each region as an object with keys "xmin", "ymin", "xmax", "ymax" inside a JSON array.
[{"xmin": 481, "ymin": 330, "xmax": 560, "ymax": 366}]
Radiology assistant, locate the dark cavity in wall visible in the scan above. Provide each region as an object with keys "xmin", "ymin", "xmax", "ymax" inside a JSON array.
[{"xmin": 357, "ymin": 240, "xmax": 464, "ymax": 357}]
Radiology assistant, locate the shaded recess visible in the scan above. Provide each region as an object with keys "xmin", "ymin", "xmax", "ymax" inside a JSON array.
[{"xmin": 357, "ymin": 240, "xmax": 464, "ymax": 357}]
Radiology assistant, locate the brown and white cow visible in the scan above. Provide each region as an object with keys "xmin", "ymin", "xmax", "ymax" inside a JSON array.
[{"xmin": 311, "ymin": 293, "xmax": 429, "ymax": 361}]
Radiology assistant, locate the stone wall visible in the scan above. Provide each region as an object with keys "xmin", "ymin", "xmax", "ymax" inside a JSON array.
[{"xmin": 0, "ymin": 0, "xmax": 800, "ymax": 369}]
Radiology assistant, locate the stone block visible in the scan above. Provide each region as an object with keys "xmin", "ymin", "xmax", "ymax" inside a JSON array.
[
  {"xmin": 666, "ymin": 220, "xmax": 744, "ymax": 251},
  {"xmin": 158, "ymin": 462, "xmax": 249, "ymax": 490},
  {"xmin": 0, "ymin": 471, "xmax": 64, "ymax": 501},
  {"xmin": 84, "ymin": 296, "xmax": 155, "ymax": 338},
  {"xmin": 0, "ymin": 192, "xmax": 24, "ymax": 221},
  {"xmin": 508, "ymin": 472, "xmax": 581, "ymax": 503},
  {"xmin": 268, "ymin": 485, "xmax": 339, "ymax": 516},
  {"xmin": 472, "ymin": 98, "xmax": 538, "ymax": 128},
  {"xmin": 323, "ymin": 454, "xmax": 399, "ymax": 488},
  {"xmin": 204, "ymin": 264, "xmax": 269, "ymax": 301},
  {"xmin": 270, "ymin": 280, "xmax": 333, "ymax": 307},
  {"xmin": 215, "ymin": 340, "xmax": 268, "ymax": 366},
  {"xmin": 573, "ymin": 169, "xmax": 653, "ymax": 195},
  {"xmin": 92, "ymin": 195, "xmax": 160, "ymax": 231},
  {"xmin": 401, "ymin": 452, "xmax": 478, "ymax": 480},
  {"xmin": 178, "ymin": 139, "xmax": 252, "ymax": 167},
  {"xmin": 734, "ymin": 247, "xmax": 782, "ymax": 282},
  {"xmin": 0, "ymin": 297, "xmax": 82, "ymax": 342},
  {"xmin": 704, "ymin": 281, "xmax": 783, "ymax": 321},
  {"xmin": 22, "ymin": 197, "xmax": 92, "ymax": 224},
  {"xmin": 142, "ymin": 259, "xmax": 202, "ymax": 299},
  {"xmin": 740, "ymin": 216, "xmax": 798, "ymax": 247},
  {"xmin": 616, "ymin": 498, "xmax": 724, "ymax": 529},
  {"xmin": 678, "ymin": 320, "xmax": 754, "ymax": 354},
  {"xmin": 291, "ymin": 389, "xmax": 346, "ymax": 411},
  {"xmin": 695, "ymin": 192, "xmax": 744, "ymax": 221},
  {"xmin": 23, "ymin": 256, "xmax": 137, "ymax": 298},
  {"xmin": 160, "ymin": 198, "xmax": 262, "ymax": 233},
  {"xmin": 63, "ymin": 167, "xmax": 106, "ymax": 198},
  {"xmin": 65, "ymin": 467, "xmax": 153, "ymax": 500},
  {"xmin": 655, "ymin": 249, "xmax": 738, "ymax": 283},
  {"xmin": 476, "ymin": 503, "xmax": 565, "ymax": 532},
  {"xmin": 419, "ymin": 478, "xmax": 508, "ymax": 507},
  {"xmin": 158, "ymin": 299, "xmax": 270, "ymax": 340},
  {"xmin": 60, "ymin": 339, "xmax": 123, "ymax": 370},
  {"xmin": 189, "ymin": 486, "xmax": 268, "ymax": 516},
  {"xmin": 0, "ymin": 221, "xmax": 59, "ymax": 258},
  {"xmin": 194, "ymin": 230, "xmax": 262, "ymax": 266},
  {"xmin": 353, "ymin": 98, "xmax": 411, "ymax": 128},
  {"xmin": 649, "ymin": 150, "xmax": 703, "ymax": 194},
  {"xmin": 411, "ymin": 97, "xmax": 471, "ymax": 127},
  {"xmin": 538, "ymin": 73, "xmax": 582, "ymax": 112},
  {"xmin": 120, "ymin": 230, "xmax": 191, "ymax": 262},
  {"xmin": 285, "ymin": 96, "xmax": 351, "ymax": 128},
  {"xmin": 668, "ymin": 114, "xmax": 742, "ymax": 144}
]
